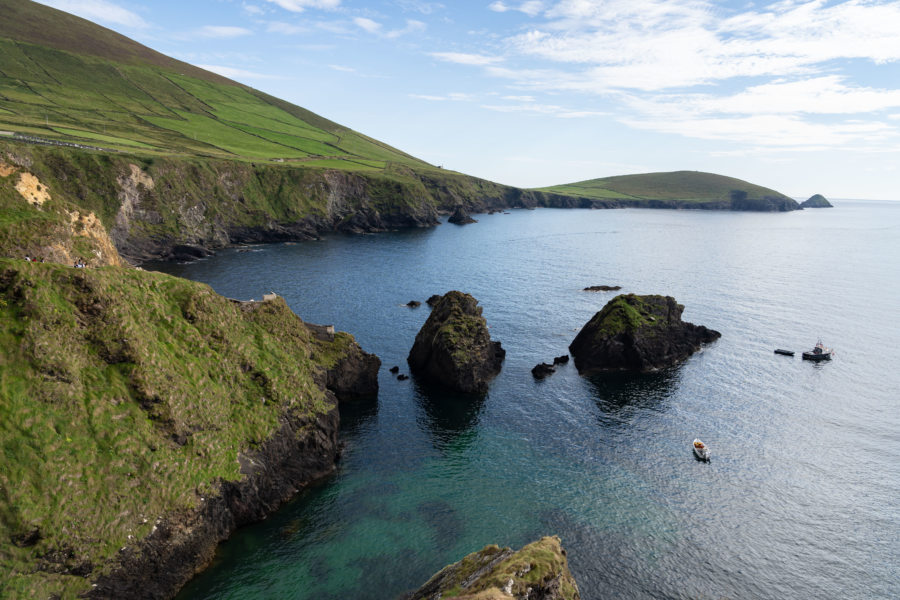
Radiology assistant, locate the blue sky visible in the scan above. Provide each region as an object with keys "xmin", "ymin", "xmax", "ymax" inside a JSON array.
[{"xmin": 36, "ymin": 0, "xmax": 900, "ymax": 199}]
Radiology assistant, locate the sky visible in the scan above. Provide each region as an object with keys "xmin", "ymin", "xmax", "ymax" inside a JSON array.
[{"xmin": 36, "ymin": 0, "xmax": 900, "ymax": 200}]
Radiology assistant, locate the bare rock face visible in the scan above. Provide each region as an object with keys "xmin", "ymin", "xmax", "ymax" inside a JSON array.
[
  {"xmin": 407, "ymin": 291, "xmax": 504, "ymax": 394},
  {"xmin": 403, "ymin": 536, "xmax": 580, "ymax": 600},
  {"xmin": 569, "ymin": 294, "xmax": 720, "ymax": 374},
  {"xmin": 323, "ymin": 336, "xmax": 380, "ymax": 402}
]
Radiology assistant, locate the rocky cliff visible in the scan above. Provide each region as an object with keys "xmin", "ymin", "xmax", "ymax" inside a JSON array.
[
  {"xmin": 404, "ymin": 536, "xmax": 580, "ymax": 600},
  {"xmin": 407, "ymin": 291, "xmax": 505, "ymax": 394},
  {"xmin": 0, "ymin": 260, "xmax": 376, "ymax": 600},
  {"xmin": 569, "ymin": 294, "xmax": 720, "ymax": 373}
]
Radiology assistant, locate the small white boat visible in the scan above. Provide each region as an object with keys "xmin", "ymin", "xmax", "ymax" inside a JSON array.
[{"xmin": 693, "ymin": 439, "xmax": 710, "ymax": 461}]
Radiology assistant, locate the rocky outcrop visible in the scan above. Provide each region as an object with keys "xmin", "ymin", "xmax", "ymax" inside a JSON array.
[
  {"xmin": 532, "ymin": 362, "xmax": 556, "ymax": 379},
  {"xmin": 322, "ymin": 335, "xmax": 381, "ymax": 402},
  {"xmin": 569, "ymin": 294, "xmax": 720, "ymax": 373},
  {"xmin": 448, "ymin": 205, "xmax": 477, "ymax": 224},
  {"xmin": 88, "ymin": 405, "xmax": 340, "ymax": 600},
  {"xmin": 407, "ymin": 291, "xmax": 505, "ymax": 394},
  {"xmin": 426, "ymin": 294, "xmax": 442, "ymax": 307},
  {"xmin": 584, "ymin": 285, "xmax": 621, "ymax": 292},
  {"xmin": 404, "ymin": 536, "xmax": 580, "ymax": 600},
  {"xmin": 800, "ymin": 194, "xmax": 833, "ymax": 208}
]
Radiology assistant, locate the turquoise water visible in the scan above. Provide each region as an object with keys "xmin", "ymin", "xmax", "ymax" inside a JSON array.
[{"xmin": 155, "ymin": 203, "xmax": 900, "ymax": 599}]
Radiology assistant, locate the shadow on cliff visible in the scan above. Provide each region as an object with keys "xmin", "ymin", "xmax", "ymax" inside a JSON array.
[
  {"xmin": 585, "ymin": 368, "xmax": 681, "ymax": 429},
  {"xmin": 411, "ymin": 379, "xmax": 485, "ymax": 452}
]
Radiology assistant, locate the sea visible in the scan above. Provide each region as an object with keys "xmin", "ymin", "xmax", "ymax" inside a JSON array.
[{"xmin": 149, "ymin": 201, "xmax": 900, "ymax": 600}]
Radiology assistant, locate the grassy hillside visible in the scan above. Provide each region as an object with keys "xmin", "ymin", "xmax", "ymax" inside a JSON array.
[
  {"xmin": 539, "ymin": 170, "xmax": 795, "ymax": 206},
  {"xmin": 0, "ymin": 258, "xmax": 358, "ymax": 599},
  {"xmin": 0, "ymin": 0, "xmax": 429, "ymax": 172}
]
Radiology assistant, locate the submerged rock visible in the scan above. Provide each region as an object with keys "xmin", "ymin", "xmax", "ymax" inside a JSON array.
[
  {"xmin": 406, "ymin": 300, "xmax": 422, "ymax": 308},
  {"xmin": 403, "ymin": 536, "xmax": 580, "ymax": 600},
  {"xmin": 407, "ymin": 291, "xmax": 504, "ymax": 394},
  {"xmin": 800, "ymin": 194, "xmax": 833, "ymax": 208},
  {"xmin": 569, "ymin": 294, "xmax": 720, "ymax": 373},
  {"xmin": 583, "ymin": 285, "xmax": 621, "ymax": 292}
]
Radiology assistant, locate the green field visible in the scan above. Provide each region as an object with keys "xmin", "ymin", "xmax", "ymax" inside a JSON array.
[
  {"xmin": 539, "ymin": 170, "xmax": 793, "ymax": 204},
  {"xmin": 0, "ymin": 1, "xmax": 431, "ymax": 171}
]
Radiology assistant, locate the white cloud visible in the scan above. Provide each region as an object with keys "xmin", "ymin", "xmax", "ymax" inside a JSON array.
[
  {"xmin": 243, "ymin": 3, "xmax": 265, "ymax": 16},
  {"xmin": 264, "ymin": 0, "xmax": 340, "ymax": 12},
  {"xmin": 490, "ymin": 1, "xmax": 545, "ymax": 16},
  {"xmin": 329, "ymin": 64, "xmax": 356, "ymax": 72},
  {"xmin": 35, "ymin": 0, "xmax": 148, "ymax": 28},
  {"xmin": 386, "ymin": 19, "xmax": 426, "ymax": 39},
  {"xmin": 396, "ymin": 0, "xmax": 444, "ymax": 14},
  {"xmin": 504, "ymin": 0, "xmax": 900, "ymax": 92},
  {"xmin": 266, "ymin": 21, "xmax": 309, "ymax": 34},
  {"xmin": 353, "ymin": 17, "xmax": 382, "ymax": 34},
  {"xmin": 502, "ymin": 95, "xmax": 535, "ymax": 102},
  {"xmin": 198, "ymin": 26, "xmax": 253, "ymax": 38},
  {"xmin": 196, "ymin": 65, "xmax": 281, "ymax": 79},
  {"xmin": 354, "ymin": 17, "xmax": 426, "ymax": 38},
  {"xmin": 482, "ymin": 102, "xmax": 604, "ymax": 118},
  {"xmin": 431, "ymin": 52, "xmax": 503, "ymax": 66},
  {"xmin": 410, "ymin": 92, "xmax": 474, "ymax": 101}
]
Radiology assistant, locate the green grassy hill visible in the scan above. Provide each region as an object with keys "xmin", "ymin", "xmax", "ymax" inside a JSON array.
[
  {"xmin": 539, "ymin": 170, "xmax": 797, "ymax": 209},
  {"xmin": 0, "ymin": 259, "xmax": 364, "ymax": 599},
  {"xmin": 0, "ymin": 0, "xmax": 427, "ymax": 171}
]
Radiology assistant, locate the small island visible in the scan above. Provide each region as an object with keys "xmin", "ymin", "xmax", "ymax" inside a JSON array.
[
  {"xmin": 407, "ymin": 291, "xmax": 504, "ymax": 394},
  {"xmin": 800, "ymin": 194, "xmax": 833, "ymax": 208},
  {"xmin": 569, "ymin": 294, "xmax": 720, "ymax": 373}
]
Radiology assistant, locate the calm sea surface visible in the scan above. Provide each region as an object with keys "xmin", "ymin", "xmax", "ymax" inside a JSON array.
[{"xmin": 152, "ymin": 202, "xmax": 900, "ymax": 600}]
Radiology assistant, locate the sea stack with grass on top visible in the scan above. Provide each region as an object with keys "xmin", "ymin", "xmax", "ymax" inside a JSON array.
[
  {"xmin": 569, "ymin": 294, "xmax": 720, "ymax": 373},
  {"xmin": 407, "ymin": 291, "xmax": 504, "ymax": 394}
]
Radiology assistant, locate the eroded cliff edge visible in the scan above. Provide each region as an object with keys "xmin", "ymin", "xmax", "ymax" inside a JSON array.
[
  {"xmin": 0, "ymin": 260, "xmax": 377, "ymax": 600},
  {"xmin": 1, "ymin": 142, "xmax": 799, "ymax": 268}
]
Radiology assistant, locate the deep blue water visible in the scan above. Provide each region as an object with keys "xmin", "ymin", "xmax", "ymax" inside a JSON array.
[{"xmin": 154, "ymin": 203, "xmax": 900, "ymax": 600}]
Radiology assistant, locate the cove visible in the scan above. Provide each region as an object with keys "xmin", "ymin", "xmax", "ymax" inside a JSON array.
[{"xmin": 152, "ymin": 204, "xmax": 900, "ymax": 600}]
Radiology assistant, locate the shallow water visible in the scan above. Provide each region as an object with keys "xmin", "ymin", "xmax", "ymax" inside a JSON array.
[{"xmin": 154, "ymin": 203, "xmax": 900, "ymax": 600}]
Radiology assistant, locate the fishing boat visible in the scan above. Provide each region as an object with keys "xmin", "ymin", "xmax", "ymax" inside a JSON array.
[
  {"xmin": 801, "ymin": 340, "xmax": 832, "ymax": 361},
  {"xmin": 692, "ymin": 439, "xmax": 710, "ymax": 461}
]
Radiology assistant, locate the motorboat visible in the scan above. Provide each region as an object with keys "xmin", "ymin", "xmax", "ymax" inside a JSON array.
[
  {"xmin": 774, "ymin": 349, "xmax": 794, "ymax": 356},
  {"xmin": 801, "ymin": 340, "xmax": 832, "ymax": 361},
  {"xmin": 692, "ymin": 439, "xmax": 710, "ymax": 461}
]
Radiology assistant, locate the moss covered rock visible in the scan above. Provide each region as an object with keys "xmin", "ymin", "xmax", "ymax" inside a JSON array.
[
  {"xmin": 0, "ymin": 259, "xmax": 373, "ymax": 599},
  {"xmin": 405, "ymin": 536, "xmax": 580, "ymax": 600},
  {"xmin": 569, "ymin": 294, "xmax": 720, "ymax": 373},
  {"xmin": 407, "ymin": 291, "xmax": 504, "ymax": 394}
]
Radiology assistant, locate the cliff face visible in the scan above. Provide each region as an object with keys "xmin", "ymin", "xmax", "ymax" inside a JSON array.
[
  {"xmin": 0, "ymin": 260, "xmax": 376, "ymax": 600},
  {"xmin": 404, "ymin": 536, "xmax": 580, "ymax": 600},
  {"xmin": 407, "ymin": 291, "xmax": 505, "ymax": 394},
  {"xmin": 569, "ymin": 294, "xmax": 720, "ymax": 373},
  {"xmin": 2, "ymin": 141, "xmax": 800, "ymax": 269}
]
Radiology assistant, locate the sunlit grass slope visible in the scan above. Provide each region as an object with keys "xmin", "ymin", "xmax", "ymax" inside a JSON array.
[
  {"xmin": 0, "ymin": 258, "xmax": 353, "ymax": 599},
  {"xmin": 0, "ymin": 0, "xmax": 428, "ymax": 172},
  {"xmin": 539, "ymin": 170, "xmax": 794, "ymax": 204}
]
